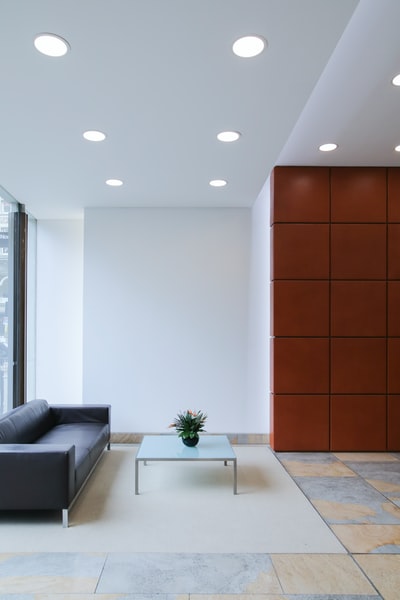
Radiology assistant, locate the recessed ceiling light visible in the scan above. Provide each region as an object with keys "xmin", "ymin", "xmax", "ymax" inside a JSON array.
[
  {"xmin": 395, "ymin": 145, "xmax": 400, "ymax": 152},
  {"xmin": 34, "ymin": 33, "xmax": 70, "ymax": 57},
  {"xmin": 232, "ymin": 35, "xmax": 266, "ymax": 58},
  {"xmin": 392, "ymin": 73, "xmax": 400, "ymax": 86},
  {"xmin": 319, "ymin": 143, "xmax": 338, "ymax": 152},
  {"xmin": 217, "ymin": 131, "xmax": 241, "ymax": 142},
  {"xmin": 83, "ymin": 130, "xmax": 106, "ymax": 142},
  {"xmin": 106, "ymin": 179, "xmax": 123, "ymax": 187},
  {"xmin": 209, "ymin": 179, "xmax": 227, "ymax": 187}
]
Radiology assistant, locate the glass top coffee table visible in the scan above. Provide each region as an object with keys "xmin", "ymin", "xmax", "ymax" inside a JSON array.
[{"xmin": 135, "ymin": 434, "xmax": 237, "ymax": 494}]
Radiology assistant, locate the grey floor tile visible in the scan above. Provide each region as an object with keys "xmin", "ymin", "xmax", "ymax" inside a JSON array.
[
  {"xmin": 275, "ymin": 452, "xmax": 339, "ymax": 464},
  {"xmin": 293, "ymin": 476, "xmax": 400, "ymax": 524},
  {"xmin": 97, "ymin": 553, "xmax": 277, "ymax": 594},
  {"xmin": 286, "ymin": 596, "xmax": 382, "ymax": 599},
  {"xmin": 0, "ymin": 552, "xmax": 106, "ymax": 578}
]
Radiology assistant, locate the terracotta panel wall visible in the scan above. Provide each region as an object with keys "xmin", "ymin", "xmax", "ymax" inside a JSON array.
[{"xmin": 270, "ymin": 166, "xmax": 400, "ymax": 451}]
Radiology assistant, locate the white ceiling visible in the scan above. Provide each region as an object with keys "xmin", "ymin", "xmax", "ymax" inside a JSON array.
[{"xmin": 0, "ymin": 0, "xmax": 399, "ymax": 220}]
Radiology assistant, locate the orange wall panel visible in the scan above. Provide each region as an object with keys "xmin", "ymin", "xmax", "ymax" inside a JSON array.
[
  {"xmin": 271, "ymin": 395, "xmax": 330, "ymax": 451},
  {"xmin": 331, "ymin": 338, "xmax": 386, "ymax": 394},
  {"xmin": 388, "ymin": 168, "xmax": 400, "ymax": 222},
  {"xmin": 331, "ymin": 224, "xmax": 386, "ymax": 279},
  {"xmin": 331, "ymin": 167, "xmax": 387, "ymax": 222},
  {"xmin": 273, "ymin": 338, "xmax": 329, "ymax": 394},
  {"xmin": 272, "ymin": 280, "xmax": 329, "ymax": 337},
  {"xmin": 387, "ymin": 338, "xmax": 400, "ymax": 393},
  {"xmin": 388, "ymin": 395, "xmax": 400, "ymax": 451},
  {"xmin": 331, "ymin": 395, "xmax": 387, "ymax": 451},
  {"xmin": 330, "ymin": 281, "xmax": 386, "ymax": 337},
  {"xmin": 388, "ymin": 224, "xmax": 400, "ymax": 279},
  {"xmin": 388, "ymin": 281, "xmax": 400, "ymax": 336},
  {"xmin": 273, "ymin": 224, "xmax": 330, "ymax": 279},
  {"xmin": 271, "ymin": 166, "xmax": 330, "ymax": 224}
]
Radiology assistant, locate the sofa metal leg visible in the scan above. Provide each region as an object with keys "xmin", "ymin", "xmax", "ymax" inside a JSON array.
[{"xmin": 62, "ymin": 509, "xmax": 69, "ymax": 528}]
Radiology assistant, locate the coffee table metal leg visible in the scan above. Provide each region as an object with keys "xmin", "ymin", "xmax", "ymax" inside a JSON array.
[
  {"xmin": 135, "ymin": 459, "xmax": 139, "ymax": 494},
  {"xmin": 233, "ymin": 458, "xmax": 237, "ymax": 494}
]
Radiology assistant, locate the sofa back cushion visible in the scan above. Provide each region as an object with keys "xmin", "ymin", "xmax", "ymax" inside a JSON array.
[{"xmin": 0, "ymin": 399, "xmax": 54, "ymax": 443}]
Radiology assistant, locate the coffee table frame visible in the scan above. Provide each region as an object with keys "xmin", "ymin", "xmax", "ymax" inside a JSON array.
[{"xmin": 135, "ymin": 434, "xmax": 237, "ymax": 494}]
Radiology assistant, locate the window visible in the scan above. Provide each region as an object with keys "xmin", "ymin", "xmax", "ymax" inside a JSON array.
[{"xmin": 0, "ymin": 185, "xmax": 34, "ymax": 414}]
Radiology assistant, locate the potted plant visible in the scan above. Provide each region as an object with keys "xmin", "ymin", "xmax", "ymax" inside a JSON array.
[{"xmin": 169, "ymin": 409, "xmax": 207, "ymax": 446}]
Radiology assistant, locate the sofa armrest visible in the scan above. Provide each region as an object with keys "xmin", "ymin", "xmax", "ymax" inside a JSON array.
[
  {"xmin": 0, "ymin": 444, "xmax": 75, "ymax": 510},
  {"xmin": 50, "ymin": 404, "xmax": 111, "ymax": 426}
]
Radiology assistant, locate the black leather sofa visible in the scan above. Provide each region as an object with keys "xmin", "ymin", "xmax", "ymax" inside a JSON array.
[{"xmin": 0, "ymin": 399, "xmax": 111, "ymax": 526}]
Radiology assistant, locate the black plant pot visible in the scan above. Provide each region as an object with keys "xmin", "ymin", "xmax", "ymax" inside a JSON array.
[{"xmin": 182, "ymin": 435, "xmax": 199, "ymax": 447}]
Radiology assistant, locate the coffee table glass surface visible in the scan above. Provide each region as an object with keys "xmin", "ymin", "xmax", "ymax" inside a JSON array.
[{"xmin": 135, "ymin": 434, "xmax": 237, "ymax": 494}]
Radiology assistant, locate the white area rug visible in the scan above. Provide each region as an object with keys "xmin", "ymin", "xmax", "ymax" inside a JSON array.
[{"xmin": 0, "ymin": 444, "xmax": 345, "ymax": 553}]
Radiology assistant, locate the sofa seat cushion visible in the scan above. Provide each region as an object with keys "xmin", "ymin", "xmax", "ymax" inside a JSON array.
[{"xmin": 35, "ymin": 422, "xmax": 109, "ymax": 489}]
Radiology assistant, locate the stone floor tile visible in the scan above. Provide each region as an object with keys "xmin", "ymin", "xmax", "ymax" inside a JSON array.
[
  {"xmin": 285, "ymin": 594, "xmax": 383, "ymax": 600},
  {"xmin": 335, "ymin": 453, "xmax": 400, "ymax": 463},
  {"xmin": 190, "ymin": 595, "xmax": 286, "ymax": 600},
  {"xmin": 270, "ymin": 554, "xmax": 376, "ymax": 595},
  {"xmin": 287, "ymin": 596, "xmax": 382, "ymax": 600},
  {"xmin": 331, "ymin": 524, "xmax": 400, "ymax": 553},
  {"xmin": 97, "ymin": 553, "xmax": 282, "ymax": 594},
  {"xmin": 35, "ymin": 593, "xmax": 186, "ymax": 600},
  {"xmin": 276, "ymin": 453, "xmax": 355, "ymax": 478},
  {"xmin": 294, "ymin": 476, "xmax": 400, "ymax": 524},
  {"xmin": 355, "ymin": 554, "xmax": 400, "ymax": 600},
  {"xmin": 0, "ymin": 553, "xmax": 105, "ymax": 594}
]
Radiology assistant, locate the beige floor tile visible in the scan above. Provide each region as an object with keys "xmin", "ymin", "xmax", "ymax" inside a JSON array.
[
  {"xmin": 367, "ymin": 478, "xmax": 400, "ymax": 495},
  {"xmin": 355, "ymin": 554, "xmax": 400, "ymax": 600},
  {"xmin": 331, "ymin": 524, "xmax": 400, "ymax": 553},
  {"xmin": 281, "ymin": 459, "xmax": 356, "ymax": 477},
  {"xmin": 36, "ymin": 596, "xmax": 188, "ymax": 600},
  {"xmin": 334, "ymin": 452, "xmax": 400, "ymax": 462},
  {"xmin": 312, "ymin": 498, "xmax": 377, "ymax": 521},
  {"xmin": 190, "ymin": 596, "xmax": 286, "ymax": 600},
  {"xmin": 0, "ymin": 576, "xmax": 96, "ymax": 594},
  {"xmin": 271, "ymin": 553, "xmax": 375, "ymax": 595}
]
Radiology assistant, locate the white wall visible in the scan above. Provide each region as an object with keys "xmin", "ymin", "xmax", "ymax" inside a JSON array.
[
  {"xmin": 35, "ymin": 198, "xmax": 270, "ymax": 433},
  {"xmin": 83, "ymin": 206, "xmax": 269, "ymax": 433},
  {"xmin": 247, "ymin": 179, "xmax": 270, "ymax": 432},
  {"xmin": 36, "ymin": 220, "xmax": 83, "ymax": 404}
]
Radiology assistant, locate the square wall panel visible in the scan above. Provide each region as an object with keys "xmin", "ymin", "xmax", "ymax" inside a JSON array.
[
  {"xmin": 273, "ymin": 224, "xmax": 330, "ymax": 279},
  {"xmin": 388, "ymin": 281, "xmax": 400, "ymax": 336},
  {"xmin": 272, "ymin": 281, "xmax": 329, "ymax": 336},
  {"xmin": 388, "ymin": 224, "xmax": 400, "ymax": 279},
  {"xmin": 388, "ymin": 395, "xmax": 400, "ymax": 451},
  {"xmin": 273, "ymin": 338, "xmax": 329, "ymax": 394},
  {"xmin": 331, "ymin": 338, "xmax": 386, "ymax": 394},
  {"xmin": 388, "ymin": 338, "xmax": 400, "ymax": 393},
  {"xmin": 331, "ymin": 281, "xmax": 386, "ymax": 337},
  {"xmin": 331, "ymin": 167, "xmax": 387, "ymax": 223},
  {"xmin": 331, "ymin": 395, "xmax": 387, "ymax": 451},
  {"xmin": 331, "ymin": 224, "xmax": 386, "ymax": 279},
  {"xmin": 271, "ymin": 166, "xmax": 330, "ymax": 224},
  {"xmin": 271, "ymin": 395, "xmax": 329, "ymax": 451},
  {"xmin": 388, "ymin": 168, "xmax": 400, "ymax": 222}
]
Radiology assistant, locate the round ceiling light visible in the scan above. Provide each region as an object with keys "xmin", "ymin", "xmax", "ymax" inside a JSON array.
[
  {"xmin": 319, "ymin": 143, "xmax": 338, "ymax": 152},
  {"xmin": 232, "ymin": 35, "xmax": 266, "ymax": 58},
  {"xmin": 209, "ymin": 179, "xmax": 227, "ymax": 187},
  {"xmin": 392, "ymin": 73, "xmax": 400, "ymax": 86},
  {"xmin": 83, "ymin": 130, "xmax": 106, "ymax": 142},
  {"xmin": 395, "ymin": 145, "xmax": 400, "ymax": 152},
  {"xmin": 34, "ymin": 33, "xmax": 70, "ymax": 57},
  {"xmin": 217, "ymin": 131, "xmax": 241, "ymax": 142},
  {"xmin": 106, "ymin": 179, "xmax": 123, "ymax": 187}
]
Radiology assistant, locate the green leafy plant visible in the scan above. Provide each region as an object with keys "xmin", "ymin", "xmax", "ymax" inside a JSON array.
[{"xmin": 169, "ymin": 409, "xmax": 207, "ymax": 439}]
